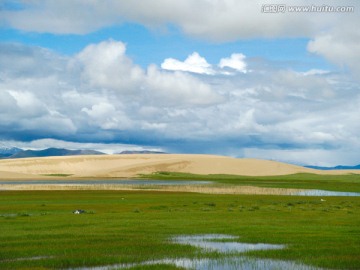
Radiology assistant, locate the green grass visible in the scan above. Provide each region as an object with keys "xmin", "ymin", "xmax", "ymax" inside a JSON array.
[
  {"xmin": 143, "ymin": 172, "xmax": 360, "ymax": 192},
  {"xmin": 0, "ymin": 190, "xmax": 359, "ymax": 269}
]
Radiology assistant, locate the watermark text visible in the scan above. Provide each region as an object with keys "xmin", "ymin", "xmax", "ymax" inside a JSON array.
[{"xmin": 261, "ymin": 4, "xmax": 354, "ymax": 13}]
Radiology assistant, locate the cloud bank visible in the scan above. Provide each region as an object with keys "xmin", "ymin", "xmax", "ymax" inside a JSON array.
[{"xmin": 1, "ymin": 40, "xmax": 360, "ymax": 165}]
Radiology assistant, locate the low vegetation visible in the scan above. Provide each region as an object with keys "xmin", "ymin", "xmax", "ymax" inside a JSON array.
[{"xmin": 0, "ymin": 188, "xmax": 359, "ymax": 269}]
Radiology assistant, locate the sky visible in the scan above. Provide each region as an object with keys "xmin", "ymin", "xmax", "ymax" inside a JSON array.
[{"xmin": 0, "ymin": 0, "xmax": 360, "ymax": 166}]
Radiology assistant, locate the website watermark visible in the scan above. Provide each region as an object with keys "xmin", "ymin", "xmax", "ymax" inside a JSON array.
[{"xmin": 261, "ymin": 4, "xmax": 354, "ymax": 13}]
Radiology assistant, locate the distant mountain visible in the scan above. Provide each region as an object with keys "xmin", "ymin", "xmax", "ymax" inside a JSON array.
[
  {"xmin": 306, "ymin": 164, "xmax": 360, "ymax": 170},
  {"xmin": 0, "ymin": 146, "xmax": 23, "ymax": 158},
  {"xmin": 118, "ymin": 150, "xmax": 166, "ymax": 154},
  {"xmin": 9, "ymin": 148, "xmax": 105, "ymax": 159}
]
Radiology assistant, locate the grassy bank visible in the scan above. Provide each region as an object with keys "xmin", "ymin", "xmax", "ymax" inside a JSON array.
[
  {"xmin": 143, "ymin": 172, "xmax": 360, "ymax": 192},
  {"xmin": 0, "ymin": 190, "xmax": 359, "ymax": 269}
]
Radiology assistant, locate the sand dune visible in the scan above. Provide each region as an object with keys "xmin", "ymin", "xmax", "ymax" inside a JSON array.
[{"xmin": 0, "ymin": 154, "xmax": 359, "ymax": 180}]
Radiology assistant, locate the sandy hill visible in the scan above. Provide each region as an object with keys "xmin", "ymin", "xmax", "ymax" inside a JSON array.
[{"xmin": 0, "ymin": 154, "xmax": 359, "ymax": 180}]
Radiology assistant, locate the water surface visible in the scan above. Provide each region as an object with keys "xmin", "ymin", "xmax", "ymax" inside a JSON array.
[
  {"xmin": 172, "ymin": 234, "xmax": 285, "ymax": 253},
  {"xmin": 0, "ymin": 179, "xmax": 210, "ymax": 186},
  {"xmin": 293, "ymin": 190, "xmax": 360, "ymax": 196}
]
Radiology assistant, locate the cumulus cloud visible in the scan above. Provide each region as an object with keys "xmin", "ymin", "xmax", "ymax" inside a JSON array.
[
  {"xmin": 74, "ymin": 40, "xmax": 144, "ymax": 93},
  {"xmin": 219, "ymin": 53, "xmax": 247, "ymax": 73},
  {"xmin": 0, "ymin": 40, "xmax": 221, "ymax": 141},
  {"xmin": 81, "ymin": 102, "xmax": 132, "ymax": 130},
  {"xmin": 307, "ymin": 23, "xmax": 360, "ymax": 77},
  {"xmin": 161, "ymin": 52, "xmax": 214, "ymax": 75},
  {"xmin": 8, "ymin": 91, "xmax": 47, "ymax": 117},
  {"xmin": 161, "ymin": 52, "xmax": 248, "ymax": 75},
  {"xmin": 146, "ymin": 64, "xmax": 222, "ymax": 105}
]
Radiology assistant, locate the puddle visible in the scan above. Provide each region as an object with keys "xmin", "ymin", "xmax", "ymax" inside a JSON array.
[
  {"xmin": 158, "ymin": 257, "xmax": 321, "ymax": 270},
  {"xmin": 0, "ymin": 179, "xmax": 210, "ymax": 186},
  {"xmin": 293, "ymin": 190, "xmax": 360, "ymax": 196},
  {"xmin": 172, "ymin": 234, "xmax": 285, "ymax": 253},
  {"xmin": 68, "ymin": 234, "xmax": 321, "ymax": 270}
]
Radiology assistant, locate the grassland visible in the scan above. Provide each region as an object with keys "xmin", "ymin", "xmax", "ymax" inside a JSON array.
[{"xmin": 0, "ymin": 188, "xmax": 359, "ymax": 269}]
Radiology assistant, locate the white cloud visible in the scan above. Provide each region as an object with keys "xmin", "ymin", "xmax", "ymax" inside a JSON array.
[
  {"xmin": 219, "ymin": 53, "xmax": 247, "ymax": 73},
  {"xmin": 146, "ymin": 64, "xmax": 222, "ymax": 106},
  {"xmin": 307, "ymin": 24, "xmax": 360, "ymax": 77},
  {"xmin": 75, "ymin": 40, "xmax": 144, "ymax": 93},
  {"xmin": 7, "ymin": 91, "xmax": 47, "ymax": 117},
  {"xmin": 81, "ymin": 102, "xmax": 131, "ymax": 130},
  {"xmin": 162, "ymin": 52, "xmax": 248, "ymax": 75},
  {"xmin": 161, "ymin": 52, "xmax": 214, "ymax": 75}
]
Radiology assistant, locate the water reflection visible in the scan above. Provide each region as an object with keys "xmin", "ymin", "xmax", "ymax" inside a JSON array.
[
  {"xmin": 159, "ymin": 256, "xmax": 321, "ymax": 270},
  {"xmin": 172, "ymin": 234, "xmax": 284, "ymax": 253},
  {"xmin": 68, "ymin": 234, "xmax": 321, "ymax": 270},
  {"xmin": 294, "ymin": 190, "xmax": 360, "ymax": 196}
]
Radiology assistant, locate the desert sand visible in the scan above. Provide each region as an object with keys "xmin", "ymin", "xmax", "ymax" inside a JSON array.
[{"xmin": 0, "ymin": 154, "xmax": 359, "ymax": 180}]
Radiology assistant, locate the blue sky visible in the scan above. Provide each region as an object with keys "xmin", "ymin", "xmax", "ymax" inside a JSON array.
[
  {"xmin": 1, "ymin": 24, "xmax": 331, "ymax": 70},
  {"xmin": 0, "ymin": 0, "xmax": 359, "ymax": 166}
]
